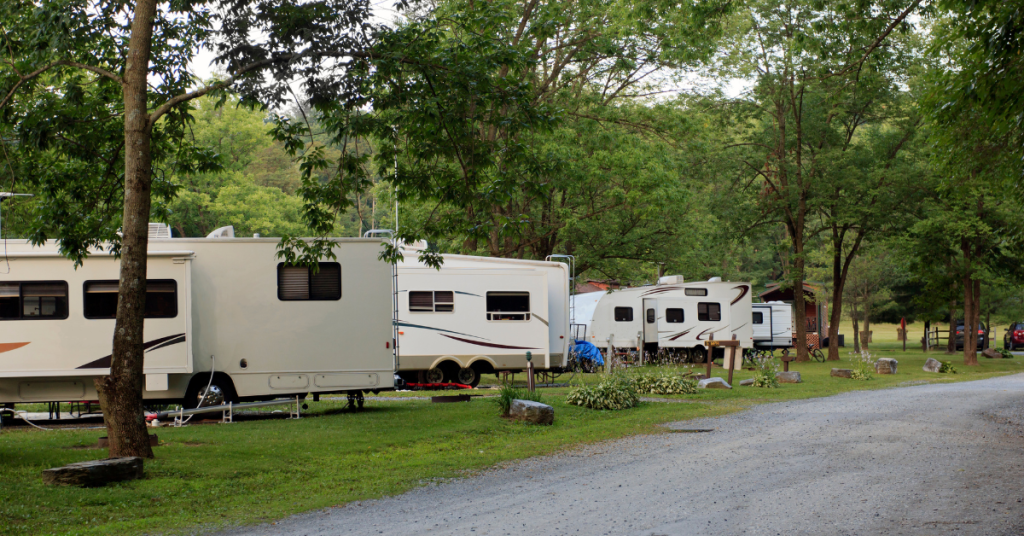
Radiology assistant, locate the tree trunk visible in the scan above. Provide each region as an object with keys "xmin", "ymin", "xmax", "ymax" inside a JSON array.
[
  {"xmin": 862, "ymin": 302, "xmax": 871, "ymax": 351},
  {"xmin": 852, "ymin": 305, "xmax": 861, "ymax": 354},
  {"xmin": 946, "ymin": 301, "xmax": 957, "ymax": 354},
  {"xmin": 97, "ymin": 0, "xmax": 159, "ymax": 459},
  {"xmin": 827, "ymin": 259, "xmax": 843, "ymax": 361},
  {"xmin": 962, "ymin": 274, "xmax": 978, "ymax": 366},
  {"xmin": 984, "ymin": 309, "xmax": 991, "ymax": 350}
]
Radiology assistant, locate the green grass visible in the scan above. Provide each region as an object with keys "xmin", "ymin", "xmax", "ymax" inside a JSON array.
[{"xmin": 1, "ymin": 342, "xmax": 1020, "ymax": 536}]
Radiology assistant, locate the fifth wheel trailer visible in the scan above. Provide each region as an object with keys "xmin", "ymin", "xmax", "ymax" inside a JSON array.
[
  {"xmin": 572, "ymin": 275, "xmax": 753, "ymax": 368},
  {"xmin": 394, "ymin": 247, "xmax": 570, "ymax": 386},
  {"xmin": 0, "ymin": 232, "xmax": 395, "ymax": 406},
  {"xmin": 751, "ymin": 301, "xmax": 793, "ymax": 350}
]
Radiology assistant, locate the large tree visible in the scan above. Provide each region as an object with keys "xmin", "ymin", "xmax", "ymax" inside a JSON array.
[{"xmin": 0, "ymin": 0, "xmax": 374, "ymax": 457}]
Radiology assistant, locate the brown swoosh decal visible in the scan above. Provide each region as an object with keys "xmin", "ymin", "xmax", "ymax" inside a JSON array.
[
  {"xmin": 731, "ymin": 285, "xmax": 750, "ymax": 305},
  {"xmin": 668, "ymin": 329, "xmax": 694, "ymax": 341},
  {"xmin": 696, "ymin": 327, "xmax": 730, "ymax": 341},
  {"xmin": 440, "ymin": 334, "xmax": 540, "ymax": 350},
  {"xmin": 76, "ymin": 333, "xmax": 186, "ymax": 369},
  {"xmin": 640, "ymin": 286, "xmax": 681, "ymax": 297},
  {"xmin": 0, "ymin": 342, "xmax": 30, "ymax": 353}
]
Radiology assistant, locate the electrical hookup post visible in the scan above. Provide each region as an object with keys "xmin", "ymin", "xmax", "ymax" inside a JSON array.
[
  {"xmin": 526, "ymin": 351, "xmax": 535, "ymax": 392},
  {"xmin": 900, "ymin": 317, "xmax": 907, "ymax": 352},
  {"xmin": 706, "ymin": 334, "xmax": 741, "ymax": 385}
]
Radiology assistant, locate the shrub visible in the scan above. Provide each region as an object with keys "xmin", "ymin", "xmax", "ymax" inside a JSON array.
[
  {"xmin": 997, "ymin": 348, "xmax": 1013, "ymax": 359},
  {"xmin": 566, "ymin": 376, "xmax": 639, "ymax": 410},
  {"xmin": 631, "ymin": 371, "xmax": 698, "ymax": 395},
  {"xmin": 751, "ymin": 355, "xmax": 780, "ymax": 388},
  {"xmin": 939, "ymin": 361, "xmax": 958, "ymax": 374},
  {"xmin": 495, "ymin": 384, "xmax": 542, "ymax": 416},
  {"xmin": 849, "ymin": 351, "xmax": 875, "ymax": 380}
]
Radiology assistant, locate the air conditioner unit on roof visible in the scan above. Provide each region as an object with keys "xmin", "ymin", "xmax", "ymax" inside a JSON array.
[{"xmin": 149, "ymin": 223, "xmax": 172, "ymax": 239}]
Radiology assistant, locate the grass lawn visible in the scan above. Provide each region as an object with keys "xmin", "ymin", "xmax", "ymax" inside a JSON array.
[{"xmin": 2, "ymin": 342, "xmax": 1021, "ymax": 536}]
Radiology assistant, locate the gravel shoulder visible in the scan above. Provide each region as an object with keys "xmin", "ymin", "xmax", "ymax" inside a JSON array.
[{"xmin": 218, "ymin": 374, "xmax": 1024, "ymax": 536}]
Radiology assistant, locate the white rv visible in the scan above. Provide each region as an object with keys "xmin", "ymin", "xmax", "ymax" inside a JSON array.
[
  {"xmin": 0, "ymin": 231, "xmax": 395, "ymax": 407},
  {"xmin": 751, "ymin": 301, "xmax": 793, "ymax": 350},
  {"xmin": 572, "ymin": 275, "xmax": 753, "ymax": 367},
  {"xmin": 394, "ymin": 249, "xmax": 570, "ymax": 386}
]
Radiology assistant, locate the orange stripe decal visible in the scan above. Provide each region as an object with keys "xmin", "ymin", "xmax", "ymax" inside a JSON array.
[{"xmin": 0, "ymin": 342, "xmax": 30, "ymax": 353}]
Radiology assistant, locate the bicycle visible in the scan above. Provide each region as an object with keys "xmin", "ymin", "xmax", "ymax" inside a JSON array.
[{"xmin": 809, "ymin": 343, "xmax": 826, "ymax": 362}]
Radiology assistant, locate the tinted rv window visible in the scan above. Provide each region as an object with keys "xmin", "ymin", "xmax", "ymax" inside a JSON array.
[
  {"xmin": 614, "ymin": 307, "xmax": 633, "ymax": 322},
  {"xmin": 684, "ymin": 288, "xmax": 708, "ymax": 296},
  {"xmin": 409, "ymin": 291, "xmax": 454, "ymax": 313},
  {"xmin": 487, "ymin": 292, "xmax": 530, "ymax": 321},
  {"xmin": 0, "ymin": 282, "xmax": 69, "ymax": 320},
  {"xmin": 646, "ymin": 309, "xmax": 655, "ymax": 323},
  {"xmin": 277, "ymin": 263, "xmax": 341, "ymax": 301},
  {"xmin": 697, "ymin": 302, "xmax": 721, "ymax": 321},
  {"xmin": 753, "ymin": 312, "xmax": 764, "ymax": 324},
  {"xmin": 84, "ymin": 280, "xmax": 178, "ymax": 319},
  {"xmin": 666, "ymin": 308, "xmax": 684, "ymax": 323}
]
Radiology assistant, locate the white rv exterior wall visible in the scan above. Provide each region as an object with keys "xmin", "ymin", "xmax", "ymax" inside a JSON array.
[
  {"xmin": 397, "ymin": 252, "xmax": 570, "ymax": 370},
  {"xmin": 573, "ymin": 280, "xmax": 754, "ymax": 352},
  {"xmin": 0, "ymin": 238, "xmax": 394, "ymax": 403}
]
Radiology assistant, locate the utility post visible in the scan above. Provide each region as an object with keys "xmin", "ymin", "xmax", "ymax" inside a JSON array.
[{"xmin": 526, "ymin": 352, "xmax": 535, "ymax": 392}]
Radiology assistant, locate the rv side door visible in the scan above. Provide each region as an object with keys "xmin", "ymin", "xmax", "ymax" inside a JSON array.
[{"xmin": 642, "ymin": 299, "xmax": 658, "ymax": 344}]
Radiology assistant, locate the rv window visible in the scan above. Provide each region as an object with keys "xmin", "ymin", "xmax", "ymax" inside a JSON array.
[
  {"xmin": 684, "ymin": 288, "xmax": 708, "ymax": 297},
  {"xmin": 409, "ymin": 291, "xmax": 454, "ymax": 313},
  {"xmin": 277, "ymin": 263, "xmax": 342, "ymax": 301},
  {"xmin": 646, "ymin": 309, "xmax": 655, "ymax": 323},
  {"xmin": 666, "ymin": 308, "xmax": 684, "ymax": 323},
  {"xmin": 614, "ymin": 307, "xmax": 633, "ymax": 322},
  {"xmin": 697, "ymin": 302, "xmax": 721, "ymax": 322},
  {"xmin": 84, "ymin": 280, "xmax": 177, "ymax": 319},
  {"xmin": 0, "ymin": 282, "xmax": 69, "ymax": 320},
  {"xmin": 753, "ymin": 312, "xmax": 764, "ymax": 324},
  {"xmin": 486, "ymin": 292, "xmax": 530, "ymax": 321}
]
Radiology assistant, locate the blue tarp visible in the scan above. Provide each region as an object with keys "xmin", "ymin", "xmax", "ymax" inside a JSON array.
[{"xmin": 572, "ymin": 340, "xmax": 604, "ymax": 366}]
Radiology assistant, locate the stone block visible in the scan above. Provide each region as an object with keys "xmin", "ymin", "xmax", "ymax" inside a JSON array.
[
  {"xmin": 739, "ymin": 378, "xmax": 755, "ymax": 386},
  {"xmin": 982, "ymin": 348, "xmax": 1001, "ymax": 359},
  {"xmin": 510, "ymin": 399, "xmax": 554, "ymax": 425},
  {"xmin": 697, "ymin": 377, "xmax": 731, "ymax": 389},
  {"xmin": 875, "ymin": 358, "xmax": 898, "ymax": 374},
  {"xmin": 42, "ymin": 457, "xmax": 143, "ymax": 487},
  {"xmin": 776, "ymin": 371, "xmax": 802, "ymax": 383},
  {"xmin": 831, "ymin": 368, "xmax": 853, "ymax": 378},
  {"xmin": 923, "ymin": 358, "xmax": 941, "ymax": 373}
]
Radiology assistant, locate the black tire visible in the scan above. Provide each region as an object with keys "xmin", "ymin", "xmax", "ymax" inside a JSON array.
[
  {"xmin": 421, "ymin": 368, "xmax": 445, "ymax": 384},
  {"xmin": 182, "ymin": 374, "xmax": 237, "ymax": 410},
  {"xmin": 811, "ymin": 348, "xmax": 826, "ymax": 362},
  {"xmin": 456, "ymin": 367, "xmax": 480, "ymax": 387}
]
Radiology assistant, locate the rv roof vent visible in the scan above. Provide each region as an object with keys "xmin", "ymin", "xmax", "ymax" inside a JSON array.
[
  {"xmin": 207, "ymin": 225, "xmax": 235, "ymax": 239},
  {"xmin": 708, "ymin": 276, "xmax": 722, "ymax": 282},
  {"xmin": 148, "ymin": 223, "xmax": 172, "ymax": 239},
  {"xmin": 657, "ymin": 275, "xmax": 684, "ymax": 285}
]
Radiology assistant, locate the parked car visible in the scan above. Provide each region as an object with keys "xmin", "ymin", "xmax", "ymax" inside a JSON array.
[
  {"xmin": 955, "ymin": 321, "xmax": 987, "ymax": 351},
  {"xmin": 1004, "ymin": 323, "xmax": 1024, "ymax": 350}
]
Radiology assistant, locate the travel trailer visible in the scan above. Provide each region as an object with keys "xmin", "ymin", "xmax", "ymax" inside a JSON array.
[
  {"xmin": 0, "ymin": 227, "xmax": 395, "ymax": 407},
  {"xmin": 394, "ymin": 248, "xmax": 570, "ymax": 386},
  {"xmin": 572, "ymin": 275, "xmax": 753, "ymax": 368},
  {"xmin": 751, "ymin": 301, "xmax": 793, "ymax": 350}
]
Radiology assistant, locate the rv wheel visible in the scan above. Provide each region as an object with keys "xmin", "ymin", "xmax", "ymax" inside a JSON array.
[
  {"xmin": 457, "ymin": 367, "xmax": 480, "ymax": 387},
  {"xmin": 424, "ymin": 368, "xmax": 445, "ymax": 384}
]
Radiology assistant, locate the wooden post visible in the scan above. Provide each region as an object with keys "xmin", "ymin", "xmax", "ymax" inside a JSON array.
[
  {"xmin": 706, "ymin": 333, "xmax": 714, "ymax": 379},
  {"xmin": 727, "ymin": 334, "xmax": 737, "ymax": 385}
]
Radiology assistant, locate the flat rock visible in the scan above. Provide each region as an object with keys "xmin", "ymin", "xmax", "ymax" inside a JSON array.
[
  {"xmin": 831, "ymin": 368, "xmax": 853, "ymax": 379},
  {"xmin": 697, "ymin": 377, "xmax": 731, "ymax": 389},
  {"xmin": 42, "ymin": 457, "xmax": 143, "ymax": 487},
  {"xmin": 510, "ymin": 399, "xmax": 554, "ymax": 425},
  {"xmin": 776, "ymin": 371, "xmax": 802, "ymax": 383},
  {"xmin": 923, "ymin": 357, "xmax": 942, "ymax": 373},
  {"xmin": 982, "ymin": 348, "xmax": 1001, "ymax": 359},
  {"xmin": 875, "ymin": 358, "xmax": 898, "ymax": 374},
  {"xmin": 739, "ymin": 378, "xmax": 755, "ymax": 386}
]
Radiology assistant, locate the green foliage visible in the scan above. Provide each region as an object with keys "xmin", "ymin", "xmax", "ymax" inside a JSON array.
[
  {"xmin": 566, "ymin": 375, "xmax": 640, "ymax": 410},
  {"xmin": 494, "ymin": 384, "xmax": 543, "ymax": 416},
  {"xmin": 751, "ymin": 357, "xmax": 780, "ymax": 388},
  {"xmin": 997, "ymin": 348, "xmax": 1013, "ymax": 359},
  {"xmin": 939, "ymin": 361, "xmax": 958, "ymax": 374},
  {"xmin": 630, "ymin": 371, "xmax": 698, "ymax": 395},
  {"xmin": 849, "ymin": 352, "xmax": 876, "ymax": 380}
]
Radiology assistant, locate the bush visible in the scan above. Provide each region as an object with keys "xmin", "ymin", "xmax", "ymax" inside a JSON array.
[
  {"xmin": 566, "ymin": 376, "xmax": 639, "ymax": 410},
  {"xmin": 495, "ymin": 384, "xmax": 542, "ymax": 416},
  {"xmin": 939, "ymin": 361, "xmax": 958, "ymax": 374},
  {"xmin": 849, "ymin": 351, "xmax": 875, "ymax": 380},
  {"xmin": 751, "ymin": 356, "xmax": 780, "ymax": 388},
  {"xmin": 631, "ymin": 371, "xmax": 698, "ymax": 395},
  {"xmin": 997, "ymin": 348, "xmax": 1013, "ymax": 359}
]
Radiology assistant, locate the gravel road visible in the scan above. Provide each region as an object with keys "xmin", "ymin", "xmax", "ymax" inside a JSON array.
[{"xmin": 219, "ymin": 374, "xmax": 1024, "ymax": 536}]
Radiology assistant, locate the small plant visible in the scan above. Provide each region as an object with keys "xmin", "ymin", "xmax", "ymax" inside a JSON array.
[
  {"xmin": 849, "ymin": 351, "xmax": 875, "ymax": 380},
  {"xmin": 939, "ymin": 361, "xmax": 958, "ymax": 374},
  {"xmin": 566, "ymin": 375, "xmax": 639, "ymax": 410},
  {"xmin": 495, "ymin": 384, "xmax": 542, "ymax": 416},
  {"xmin": 631, "ymin": 371, "xmax": 698, "ymax": 395},
  {"xmin": 751, "ymin": 355, "xmax": 780, "ymax": 388},
  {"xmin": 997, "ymin": 348, "xmax": 1013, "ymax": 359}
]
